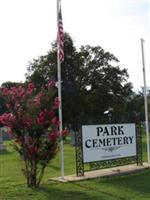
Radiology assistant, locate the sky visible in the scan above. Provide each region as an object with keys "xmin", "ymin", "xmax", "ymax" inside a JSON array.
[{"xmin": 0, "ymin": 0, "xmax": 149, "ymax": 90}]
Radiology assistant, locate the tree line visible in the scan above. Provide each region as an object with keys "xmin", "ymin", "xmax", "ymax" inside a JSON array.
[{"xmin": 0, "ymin": 33, "xmax": 150, "ymax": 130}]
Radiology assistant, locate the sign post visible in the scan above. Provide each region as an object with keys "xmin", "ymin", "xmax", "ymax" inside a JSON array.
[{"xmin": 141, "ymin": 38, "xmax": 150, "ymax": 164}]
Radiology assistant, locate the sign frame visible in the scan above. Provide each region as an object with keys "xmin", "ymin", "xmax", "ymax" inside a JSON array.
[{"xmin": 75, "ymin": 123, "xmax": 142, "ymax": 177}]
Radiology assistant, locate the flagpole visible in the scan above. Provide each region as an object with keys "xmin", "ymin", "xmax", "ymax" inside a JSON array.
[
  {"xmin": 141, "ymin": 38, "xmax": 150, "ymax": 164},
  {"xmin": 57, "ymin": 0, "xmax": 64, "ymax": 178}
]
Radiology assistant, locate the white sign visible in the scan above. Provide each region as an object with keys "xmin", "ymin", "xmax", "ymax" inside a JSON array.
[{"xmin": 82, "ymin": 123, "xmax": 136, "ymax": 163}]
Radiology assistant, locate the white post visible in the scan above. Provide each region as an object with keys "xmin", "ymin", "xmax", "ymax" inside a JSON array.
[
  {"xmin": 57, "ymin": 0, "xmax": 64, "ymax": 178},
  {"xmin": 141, "ymin": 38, "xmax": 150, "ymax": 164}
]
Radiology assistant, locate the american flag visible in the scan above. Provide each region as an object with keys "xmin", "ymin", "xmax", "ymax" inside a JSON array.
[{"xmin": 57, "ymin": 4, "xmax": 64, "ymax": 62}]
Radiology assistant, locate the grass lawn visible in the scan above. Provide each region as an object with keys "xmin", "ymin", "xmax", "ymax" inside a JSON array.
[{"xmin": 0, "ymin": 135, "xmax": 150, "ymax": 200}]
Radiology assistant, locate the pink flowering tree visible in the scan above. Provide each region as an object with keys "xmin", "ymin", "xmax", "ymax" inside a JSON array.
[{"xmin": 0, "ymin": 82, "xmax": 68, "ymax": 187}]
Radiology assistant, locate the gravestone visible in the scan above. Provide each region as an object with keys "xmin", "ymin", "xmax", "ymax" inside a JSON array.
[
  {"xmin": 0, "ymin": 129, "xmax": 5, "ymax": 151},
  {"xmin": 70, "ymin": 130, "xmax": 81, "ymax": 146},
  {"xmin": 70, "ymin": 130, "xmax": 75, "ymax": 145}
]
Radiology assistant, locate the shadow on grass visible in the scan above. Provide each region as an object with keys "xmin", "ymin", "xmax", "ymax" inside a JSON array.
[
  {"xmin": 1, "ymin": 182, "xmax": 117, "ymax": 200},
  {"xmin": 35, "ymin": 183, "xmax": 125, "ymax": 200},
  {"xmin": 95, "ymin": 168, "xmax": 150, "ymax": 195},
  {"xmin": 37, "ymin": 186, "xmax": 91, "ymax": 200}
]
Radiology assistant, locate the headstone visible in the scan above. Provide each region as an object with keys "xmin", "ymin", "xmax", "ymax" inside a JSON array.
[
  {"xmin": 70, "ymin": 130, "xmax": 81, "ymax": 146},
  {"xmin": 70, "ymin": 130, "xmax": 76, "ymax": 146},
  {"xmin": 0, "ymin": 129, "xmax": 5, "ymax": 151}
]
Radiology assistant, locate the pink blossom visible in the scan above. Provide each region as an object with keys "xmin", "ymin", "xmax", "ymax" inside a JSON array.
[
  {"xmin": 34, "ymin": 95, "xmax": 41, "ymax": 105},
  {"xmin": 37, "ymin": 116, "xmax": 45, "ymax": 125},
  {"xmin": 36, "ymin": 111, "xmax": 46, "ymax": 125},
  {"xmin": 10, "ymin": 87, "xmax": 17, "ymax": 96},
  {"xmin": 1, "ymin": 88, "xmax": 9, "ymax": 96},
  {"xmin": 27, "ymin": 83, "xmax": 35, "ymax": 94},
  {"xmin": 51, "ymin": 117, "xmax": 60, "ymax": 127},
  {"xmin": 0, "ymin": 82, "xmax": 60, "ymax": 144},
  {"xmin": 48, "ymin": 111, "xmax": 55, "ymax": 119},
  {"xmin": 48, "ymin": 130, "xmax": 59, "ymax": 142},
  {"xmin": 52, "ymin": 97, "xmax": 60, "ymax": 109},
  {"xmin": 39, "ymin": 111, "xmax": 45, "ymax": 118},
  {"xmin": 0, "ymin": 113, "xmax": 13, "ymax": 124},
  {"xmin": 17, "ymin": 86, "xmax": 25, "ymax": 97},
  {"xmin": 48, "ymin": 80, "xmax": 56, "ymax": 88},
  {"xmin": 33, "ymin": 91, "xmax": 44, "ymax": 105},
  {"xmin": 61, "ymin": 130, "xmax": 69, "ymax": 137}
]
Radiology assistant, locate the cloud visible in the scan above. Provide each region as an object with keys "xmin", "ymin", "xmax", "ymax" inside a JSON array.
[{"xmin": 0, "ymin": 0, "xmax": 149, "ymax": 89}]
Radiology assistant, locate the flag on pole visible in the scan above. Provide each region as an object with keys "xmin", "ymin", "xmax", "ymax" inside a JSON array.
[
  {"xmin": 57, "ymin": 3, "xmax": 64, "ymax": 62},
  {"xmin": 57, "ymin": 0, "xmax": 64, "ymax": 178}
]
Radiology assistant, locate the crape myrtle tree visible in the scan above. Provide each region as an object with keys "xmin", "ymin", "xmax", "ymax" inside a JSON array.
[
  {"xmin": 0, "ymin": 82, "xmax": 68, "ymax": 187},
  {"xmin": 26, "ymin": 33, "xmax": 133, "ymax": 130}
]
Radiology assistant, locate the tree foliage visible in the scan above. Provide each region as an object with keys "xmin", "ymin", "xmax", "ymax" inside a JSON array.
[{"xmin": 25, "ymin": 33, "xmax": 135, "ymax": 128}]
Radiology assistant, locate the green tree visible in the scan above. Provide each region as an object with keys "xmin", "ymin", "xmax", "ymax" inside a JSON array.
[
  {"xmin": 1, "ymin": 81, "xmax": 22, "ymax": 88},
  {"xmin": 26, "ymin": 33, "xmax": 133, "ymax": 128}
]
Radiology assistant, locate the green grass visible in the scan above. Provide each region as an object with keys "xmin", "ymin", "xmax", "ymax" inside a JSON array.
[{"xmin": 0, "ymin": 135, "xmax": 150, "ymax": 200}]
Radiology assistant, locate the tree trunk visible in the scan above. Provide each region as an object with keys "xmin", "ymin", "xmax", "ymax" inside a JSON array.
[{"xmin": 26, "ymin": 159, "xmax": 38, "ymax": 187}]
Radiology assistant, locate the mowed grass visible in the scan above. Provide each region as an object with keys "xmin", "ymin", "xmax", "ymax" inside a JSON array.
[{"xmin": 0, "ymin": 135, "xmax": 150, "ymax": 200}]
